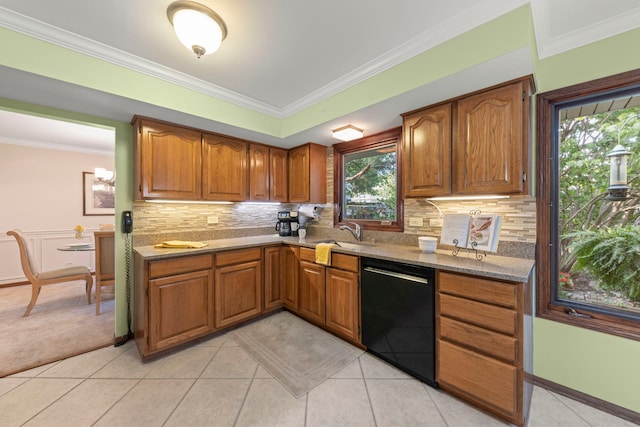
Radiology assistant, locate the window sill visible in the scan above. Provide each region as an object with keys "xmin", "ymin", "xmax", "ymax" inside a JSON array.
[{"xmin": 538, "ymin": 305, "xmax": 640, "ymax": 341}]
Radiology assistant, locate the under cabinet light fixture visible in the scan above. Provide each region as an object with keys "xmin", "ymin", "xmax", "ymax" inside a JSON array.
[
  {"xmin": 332, "ymin": 125, "xmax": 364, "ymax": 141},
  {"xmin": 145, "ymin": 200, "xmax": 233, "ymax": 204},
  {"xmin": 426, "ymin": 195, "xmax": 511, "ymax": 201},
  {"xmin": 167, "ymin": 1, "xmax": 228, "ymax": 58}
]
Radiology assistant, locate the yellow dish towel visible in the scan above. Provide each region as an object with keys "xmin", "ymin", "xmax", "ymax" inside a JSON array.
[
  {"xmin": 154, "ymin": 240, "xmax": 208, "ymax": 249},
  {"xmin": 315, "ymin": 243, "xmax": 336, "ymax": 266}
]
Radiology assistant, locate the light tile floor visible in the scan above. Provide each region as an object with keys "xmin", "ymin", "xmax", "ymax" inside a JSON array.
[{"xmin": 1, "ymin": 331, "xmax": 636, "ymax": 426}]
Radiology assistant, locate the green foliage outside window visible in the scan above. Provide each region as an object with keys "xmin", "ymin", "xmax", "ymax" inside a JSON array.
[{"xmin": 343, "ymin": 146, "xmax": 397, "ymax": 221}]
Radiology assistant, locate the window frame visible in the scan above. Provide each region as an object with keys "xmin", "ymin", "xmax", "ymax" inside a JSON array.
[
  {"xmin": 333, "ymin": 127, "xmax": 404, "ymax": 232},
  {"xmin": 537, "ymin": 68, "xmax": 640, "ymax": 341}
]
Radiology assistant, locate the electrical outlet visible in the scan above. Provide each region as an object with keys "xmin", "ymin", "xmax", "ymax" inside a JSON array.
[
  {"xmin": 64, "ymin": 261, "xmax": 73, "ymax": 266},
  {"xmin": 430, "ymin": 218, "xmax": 444, "ymax": 227},
  {"xmin": 207, "ymin": 216, "xmax": 219, "ymax": 224},
  {"xmin": 409, "ymin": 217, "xmax": 423, "ymax": 227}
]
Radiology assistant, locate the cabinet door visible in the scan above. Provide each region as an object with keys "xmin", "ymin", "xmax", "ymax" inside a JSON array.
[
  {"xmin": 215, "ymin": 260, "xmax": 263, "ymax": 328},
  {"xmin": 454, "ymin": 80, "xmax": 527, "ymax": 194},
  {"xmin": 402, "ymin": 103, "xmax": 452, "ymax": 197},
  {"xmin": 270, "ymin": 147, "xmax": 288, "ymax": 202},
  {"xmin": 264, "ymin": 246, "xmax": 284, "ymax": 311},
  {"xmin": 203, "ymin": 134, "xmax": 248, "ymax": 201},
  {"xmin": 136, "ymin": 119, "xmax": 202, "ymax": 200},
  {"xmin": 325, "ymin": 267, "xmax": 360, "ymax": 341},
  {"xmin": 298, "ymin": 260, "xmax": 325, "ymax": 324},
  {"xmin": 148, "ymin": 269, "xmax": 214, "ymax": 351},
  {"xmin": 249, "ymin": 144, "xmax": 269, "ymax": 201},
  {"xmin": 283, "ymin": 246, "xmax": 299, "ymax": 311},
  {"xmin": 288, "ymin": 143, "xmax": 326, "ymax": 203}
]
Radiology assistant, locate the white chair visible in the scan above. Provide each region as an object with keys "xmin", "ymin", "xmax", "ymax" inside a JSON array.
[{"xmin": 7, "ymin": 230, "xmax": 93, "ymax": 316}]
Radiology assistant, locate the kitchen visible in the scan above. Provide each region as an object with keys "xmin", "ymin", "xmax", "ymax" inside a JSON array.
[{"xmin": 0, "ymin": 1, "xmax": 639, "ymax": 425}]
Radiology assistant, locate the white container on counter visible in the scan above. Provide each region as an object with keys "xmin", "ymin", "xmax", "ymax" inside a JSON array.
[{"xmin": 418, "ymin": 236, "xmax": 438, "ymax": 253}]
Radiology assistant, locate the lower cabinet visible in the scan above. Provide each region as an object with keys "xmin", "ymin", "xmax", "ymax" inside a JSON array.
[
  {"xmin": 297, "ymin": 247, "xmax": 360, "ymax": 343},
  {"xmin": 283, "ymin": 246, "xmax": 300, "ymax": 311},
  {"xmin": 264, "ymin": 246, "xmax": 284, "ymax": 312},
  {"xmin": 436, "ymin": 271, "xmax": 532, "ymax": 427},
  {"xmin": 215, "ymin": 248, "xmax": 263, "ymax": 328},
  {"xmin": 135, "ymin": 253, "xmax": 215, "ymax": 357},
  {"xmin": 298, "ymin": 259, "xmax": 326, "ymax": 324},
  {"xmin": 325, "ymin": 267, "xmax": 359, "ymax": 341}
]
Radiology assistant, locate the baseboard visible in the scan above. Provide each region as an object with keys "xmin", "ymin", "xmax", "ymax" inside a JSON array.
[{"xmin": 534, "ymin": 376, "xmax": 640, "ymax": 424}]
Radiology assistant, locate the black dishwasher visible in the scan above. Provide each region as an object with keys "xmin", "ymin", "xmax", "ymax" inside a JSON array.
[{"xmin": 361, "ymin": 257, "xmax": 437, "ymax": 387}]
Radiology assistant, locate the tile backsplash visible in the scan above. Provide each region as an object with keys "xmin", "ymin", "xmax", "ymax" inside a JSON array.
[{"xmin": 133, "ymin": 147, "xmax": 536, "ymax": 259}]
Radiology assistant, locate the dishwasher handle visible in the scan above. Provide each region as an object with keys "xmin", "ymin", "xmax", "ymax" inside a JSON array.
[{"xmin": 363, "ymin": 267, "xmax": 430, "ymax": 285}]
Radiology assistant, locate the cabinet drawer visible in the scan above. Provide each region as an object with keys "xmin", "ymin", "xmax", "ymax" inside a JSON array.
[
  {"xmin": 331, "ymin": 253, "xmax": 359, "ymax": 272},
  {"xmin": 215, "ymin": 247, "xmax": 262, "ymax": 267},
  {"xmin": 438, "ymin": 271, "xmax": 518, "ymax": 308},
  {"xmin": 439, "ymin": 293, "xmax": 517, "ymax": 335},
  {"xmin": 299, "ymin": 247, "xmax": 315, "ymax": 262},
  {"xmin": 438, "ymin": 340, "xmax": 517, "ymax": 417},
  {"xmin": 148, "ymin": 254, "xmax": 213, "ymax": 279},
  {"xmin": 439, "ymin": 316, "xmax": 517, "ymax": 364}
]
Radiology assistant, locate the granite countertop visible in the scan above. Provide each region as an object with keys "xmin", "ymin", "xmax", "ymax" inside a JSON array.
[{"xmin": 134, "ymin": 235, "xmax": 534, "ymax": 283}]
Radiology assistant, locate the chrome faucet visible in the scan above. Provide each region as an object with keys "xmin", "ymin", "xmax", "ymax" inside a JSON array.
[{"xmin": 340, "ymin": 222, "xmax": 362, "ymax": 241}]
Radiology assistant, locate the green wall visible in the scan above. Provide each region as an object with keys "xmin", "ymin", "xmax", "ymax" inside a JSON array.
[{"xmin": 1, "ymin": 4, "xmax": 640, "ymax": 413}]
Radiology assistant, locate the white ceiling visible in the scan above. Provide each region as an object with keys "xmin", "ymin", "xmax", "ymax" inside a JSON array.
[{"xmin": 0, "ymin": 0, "xmax": 639, "ymax": 153}]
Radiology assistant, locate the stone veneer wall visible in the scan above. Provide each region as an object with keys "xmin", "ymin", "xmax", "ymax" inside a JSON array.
[{"xmin": 133, "ymin": 147, "xmax": 536, "ymax": 258}]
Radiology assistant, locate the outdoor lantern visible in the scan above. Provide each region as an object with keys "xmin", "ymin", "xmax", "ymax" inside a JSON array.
[{"xmin": 606, "ymin": 143, "xmax": 632, "ymax": 200}]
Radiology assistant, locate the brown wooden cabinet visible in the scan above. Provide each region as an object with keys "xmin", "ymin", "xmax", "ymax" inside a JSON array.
[
  {"xmin": 264, "ymin": 246, "xmax": 284, "ymax": 311},
  {"xmin": 454, "ymin": 79, "xmax": 530, "ymax": 194},
  {"xmin": 214, "ymin": 248, "xmax": 263, "ymax": 328},
  {"xmin": 401, "ymin": 77, "xmax": 531, "ymax": 198},
  {"xmin": 249, "ymin": 144, "xmax": 288, "ymax": 202},
  {"xmin": 436, "ymin": 271, "xmax": 532, "ymax": 426},
  {"xmin": 297, "ymin": 247, "xmax": 360, "ymax": 342},
  {"xmin": 133, "ymin": 117, "xmax": 202, "ymax": 200},
  {"xmin": 288, "ymin": 143, "xmax": 327, "ymax": 203},
  {"xmin": 402, "ymin": 103, "xmax": 452, "ymax": 197},
  {"xmin": 325, "ymin": 265, "xmax": 359, "ymax": 342},
  {"xmin": 203, "ymin": 134, "xmax": 248, "ymax": 201},
  {"xmin": 283, "ymin": 245, "xmax": 300, "ymax": 311},
  {"xmin": 134, "ymin": 253, "xmax": 214, "ymax": 357},
  {"xmin": 298, "ymin": 259, "xmax": 326, "ymax": 325}
]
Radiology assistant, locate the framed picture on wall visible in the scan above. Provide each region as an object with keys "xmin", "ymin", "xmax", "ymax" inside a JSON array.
[{"xmin": 83, "ymin": 172, "xmax": 115, "ymax": 216}]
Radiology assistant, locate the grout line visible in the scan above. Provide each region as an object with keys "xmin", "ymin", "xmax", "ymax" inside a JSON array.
[
  {"xmin": 231, "ymin": 363, "xmax": 259, "ymax": 426},
  {"xmin": 359, "ymin": 356, "xmax": 378, "ymax": 427}
]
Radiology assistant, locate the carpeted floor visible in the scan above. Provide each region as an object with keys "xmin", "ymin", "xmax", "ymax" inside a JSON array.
[
  {"xmin": 0, "ymin": 280, "xmax": 115, "ymax": 377},
  {"xmin": 228, "ymin": 311, "xmax": 364, "ymax": 398}
]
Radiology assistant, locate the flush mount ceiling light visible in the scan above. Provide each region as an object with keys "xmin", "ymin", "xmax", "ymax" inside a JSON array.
[
  {"xmin": 167, "ymin": 1, "xmax": 228, "ymax": 58},
  {"xmin": 332, "ymin": 125, "xmax": 364, "ymax": 141}
]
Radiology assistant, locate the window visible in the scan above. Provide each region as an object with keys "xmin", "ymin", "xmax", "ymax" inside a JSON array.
[
  {"xmin": 537, "ymin": 69, "xmax": 640, "ymax": 340},
  {"xmin": 333, "ymin": 127, "xmax": 403, "ymax": 232}
]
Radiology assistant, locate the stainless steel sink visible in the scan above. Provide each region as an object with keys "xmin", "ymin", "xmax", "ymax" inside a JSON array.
[
  {"xmin": 310, "ymin": 239, "xmax": 377, "ymax": 250},
  {"xmin": 335, "ymin": 241, "xmax": 377, "ymax": 250}
]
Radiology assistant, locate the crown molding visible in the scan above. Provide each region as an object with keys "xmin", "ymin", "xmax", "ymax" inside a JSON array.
[
  {"xmin": 1, "ymin": 137, "xmax": 113, "ymax": 156},
  {"xmin": 282, "ymin": 0, "xmax": 529, "ymax": 116},
  {"xmin": 1, "ymin": 2, "xmax": 527, "ymax": 120},
  {"xmin": 532, "ymin": 0, "xmax": 640, "ymax": 59},
  {"xmin": 0, "ymin": 7, "xmax": 284, "ymax": 118}
]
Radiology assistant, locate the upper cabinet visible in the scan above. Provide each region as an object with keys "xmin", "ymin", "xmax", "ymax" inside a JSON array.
[
  {"xmin": 288, "ymin": 143, "xmax": 327, "ymax": 203},
  {"xmin": 249, "ymin": 144, "xmax": 288, "ymax": 202},
  {"xmin": 401, "ymin": 76, "xmax": 532, "ymax": 198},
  {"xmin": 203, "ymin": 134, "xmax": 247, "ymax": 201},
  {"xmin": 402, "ymin": 103, "xmax": 452, "ymax": 198},
  {"xmin": 454, "ymin": 79, "xmax": 530, "ymax": 194},
  {"xmin": 133, "ymin": 118, "xmax": 202, "ymax": 200}
]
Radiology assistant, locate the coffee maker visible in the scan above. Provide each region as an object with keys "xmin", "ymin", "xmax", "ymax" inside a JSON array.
[{"xmin": 276, "ymin": 211, "xmax": 292, "ymax": 236}]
